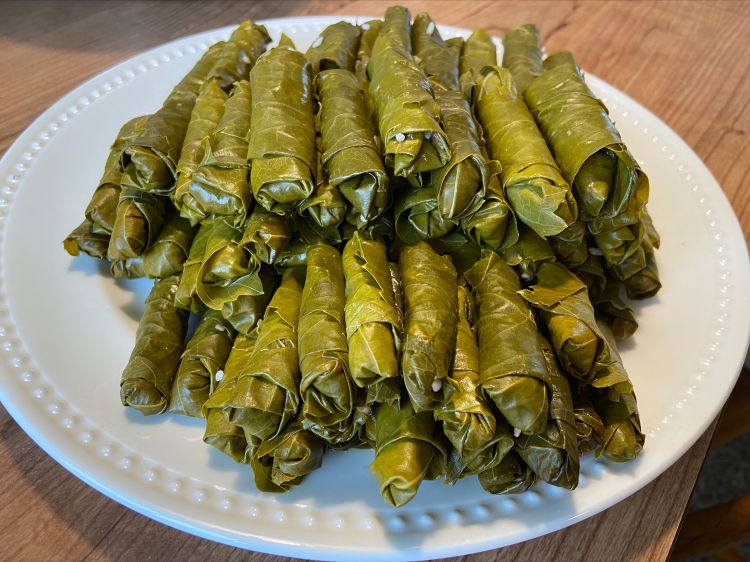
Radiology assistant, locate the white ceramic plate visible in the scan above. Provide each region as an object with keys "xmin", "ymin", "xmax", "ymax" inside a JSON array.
[{"xmin": 0, "ymin": 16, "xmax": 748, "ymax": 561}]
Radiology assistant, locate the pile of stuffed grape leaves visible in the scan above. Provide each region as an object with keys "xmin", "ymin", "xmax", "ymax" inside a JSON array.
[{"xmin": 64, "ymin": 8, "xmax": 660, "ymax": 508}]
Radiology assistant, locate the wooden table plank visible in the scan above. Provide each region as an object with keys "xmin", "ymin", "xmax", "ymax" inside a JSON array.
[{"xmin": 0, "ymin": 1, "xmax": 747, "ymax": 560}]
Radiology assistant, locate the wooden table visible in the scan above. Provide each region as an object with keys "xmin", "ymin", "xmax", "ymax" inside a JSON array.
[{"xmin": 0, "ymin": 1, "xmax": 747, "ymax": 560}]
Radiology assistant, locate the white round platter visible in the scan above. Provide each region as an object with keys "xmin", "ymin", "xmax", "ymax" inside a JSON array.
[{"xmin": 0, "ymin": 15, "xmax": 748, "ymax": 562}]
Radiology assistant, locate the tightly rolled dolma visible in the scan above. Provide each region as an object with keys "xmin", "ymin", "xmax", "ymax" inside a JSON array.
[
  {"xmin": 299, "ymin": 149, "xmax": 348, "ymax": 231},
  {"xmin": 592, "ymin": 279, "xmax": 638, "ymax": 340},
  {"xmin": 342, "ymin": 233, "xmax": 402, "ymax": 400},
  {"xmin": 502, "ymin": 24, "xmax": 543, "ymax": 94},
  {"xmin": 107, "ymin": 187, "xmax": 167, "ymax": 260},
  {"xmin": 248, "ymin": 36, "xmax": 316, "ymax": 214},
  {"xmin": 84, "ymin": 115, "xmax": 149, "ymax": 235},
  {"xmin": 590, "ymin": 373, "xmax": 645, "ymax": 462},
  {"xmin": 550, "ymin": 219, "xmax": 588, "ymax": 269},
  {"xmin": 610, "ymin": 208, "xmax": 661, "ymax": 299},
  {"xmin": 175, "ymin": 219, "xmax": 214, "ymax": 312},
  {"xmin": 412, "ymin": 12, "xmax": 460, "ymax": 91},
  {"xmin": 370, "ymin": 398, "xmax": 447, "ymax": 507},
  {"xmin": 459, "ymin": 28, "xmax": 497, "ymax": 97},
  {"xmin": 142, "ymin": 211, "xmax": 196, "ymax": 279},
  {"xmin": 571, "ymin": 386, "xmax": 605, "ymax": 455},
  {"xmin": 317, "ymin": 69, "xmax": 389, "ymax": 227},
  {"xmin": 459, "ymin": 163, "xmax": 518, "ymax": 252},
  {"xmin": 239, "ymin": 206, "xmax": 293, "ymax": 265},
  {"xmin": 394, "ymin": 183, "xmax": 456, "ymax": 244},
  {"xmin": 251, "ymin": 415, "xmax": 326, "ymax": 492},
  {"xmin": 120, "ymin": 275, "xmax": 189, "ymax": 415},
  {"xmin": 168, "ymin": 309, "xmax": 236, "ymax": 417},
  {"xmin": 354, "ymin": 19, "xmax": 382, "ymax": 117},
  {"xmin": 436, "ymin": 286, "xmax": 514, "ymax": 484},
  {"xmin": 519, "ymin": 261, "xmax": 616, "ymax": 384},
  {"xmin": 185, "ymin": 80, "xmax": 253, "ymax": 225},
  {"xmin": 398, "ymin": 242, "xmax": 458, "ymax": 412},
  {"xmin": 306, "ymin": 21, "xmax": 361, "ymax": 73},
  {"xmin": 500, "ymin": 223, "xmax": 556, "ymax": 281},
  {"xmin": 464, "ymin": 252, "xmax": 550, "ymax": 435},
  {"xmin": 298, "ymin": 244, "xmax": 361, "ymax": 444},
  {"xmin": 221, "ymin": 265, "xmax": 278, "ymax": 335},
  {"xmin": 110, "ymin": 256, "xmax": 145, "ymax": 279},
  {"xmin": 63, "ymin": 219, "xmax": 110, "ymax": 260},
  {"xmin": 515, "ymin": 336, "xmax": 579, "ymax": 489},
  {"xmin": 479, "ymin": 450, "xmax": 537, "ymax": 495},
  {"xmin": 195, "ymin": 217, "xmax": 264, "ymax": 311},
  {"xmin": 474, "ymin": 65, "xmax": 577, "ymax": 237},
  {"xmin": 368, "ymin": 6, "xmax": 450, "ymax": 178},
  {"xmin": 120, "ymin": 42, "xmax": 223, "ymax": 194},
  {"xmin": 430, "ymin": 83, "xmax": 491, "ymax": 220},
  {"xmin": 172, "ymin": 78, "xmax": 228, "ymax": 219},
  {"xmin": 524, "ymin": 52, "xmax": 649, "ymax": 263},
  {"xmin": 203, "ymin": 331, "xmax": 258, "ymax": 463},
  {"xmin": 220, "ymin": 266, "xmax": 305, "ymax": 441},
  {"xmin": 208, "ymin": 20, "xmax": 271, "ymax": 88}
]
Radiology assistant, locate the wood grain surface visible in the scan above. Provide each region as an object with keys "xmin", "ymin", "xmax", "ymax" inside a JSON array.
[{"xmin": 0, "ymin": 1, "xmax": 748, "ymax": 561}]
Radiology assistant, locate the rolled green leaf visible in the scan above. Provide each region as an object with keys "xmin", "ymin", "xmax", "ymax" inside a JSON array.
[
  {"xmin": 355, "ymin": 19, "xmax": 382, "ymax": 86},
  {"xmin": 251, "ymin": 415, "xmax": 326, "ymax": 492},
  {"xmin": 203, "ymin": 332, "xmax": 258, "ymax": 463},
  {"xmin": 519, "ymin": 262, "xmax": 627, "ymax": 387},
  {"xmin": 63, "ymin": 219, "xmax": 110, "ymax": 260},
  {"xmin": 499, "ymin": 223, "xmax": 556, "ymax": 281},
  {"xmin": 299, "ymin": 244, "xmax": 361, "ymax": 445},
  {"xmin": 107, "ymin": 187, "xmax": 167, "ymax": 260},
  {"xmin": 572, "ymin": 251, "xmax": 607, "ymax": 300},
  {"xmin": 592, "ymin": 279, "xmax": 638, "ymax": 340},
  {"xmin": 515, "ymin": 336, "xmax": 579, "ymax": 489},
  {"xmin": 524, "ymin": 52, "xmax": 649, "ymax": 264},
  {"xmin": 306, "ymin": 21, "xmax": 361, "ymax": 73},
  {"xmin": 412, "ymin": 12, "xmax": 459, "ymax": 91},
  {"xmin": 142, "ymin": 211, "xmax": 197, "ymax": 279},
  {"xmin": 175, "ymin": 219, "xmax": 214, "ymax": 312},
  {"xmin": 110, "ymin": 256, "xmax": 145, "ymax": 279},
  {"xmin": 120, "ymin": 42, "xmax": 223, "ymax": 194},
  {"xmin": 370, "ymin": 398, "xmax": 446, "ymax": 507},
  {"xmin": 394, "ymin": 183, "xmax": 456, "ymax": 244},
  {"xmin": 186, "ymin": 80, "xmax": 253, "ymax": 225},
  {"xmin": 436, "ymin": 286, "xmax": 514, "ymax": 483},
  {"xmin": 172, "ymin": 79, "xmax": 228, "ymax": 219},
  {"xmin": 459, "ymin": 28, "xmax": 497, "ymax": 98},
  {"xmin": 85, "ymin": 116, "xmax": 149, "ymax": 235},
  {"xmin": 221, "ymin": 266, "xmax": 277, "ymax": 335},
  {"xmin": 120, "ymin": 275, "xmax": 189, "ymax": 415},
  {"xmin": 431, "ymin": 82, "xmax": 490, "ymax": 219},
  {"xmin": 168, "ymin": 309, "xmax": 236, "ymax": 417},
  {"xmin": 474, "ymin": 65, "xmax": 577, "ymax": 237},
  {"xmin": 550, "ymin": 219, "xmax": 588, "ymax": 268},
  {"xmin": 502, "ymin": 24, "xmax": 543, "ymax": 94},
  {"xmin": 195, "ymin": 217, "xmax": 263, "ymax": 311},
  {"xmin": 610, "ymin": 209, "xmax": 661, "ymax": 299},
  {"xmin": 342, "ymin": 233, "xmax": 402, "ymax": 398},
  {"xmin": 571, "ymin": 386, "xmax": 605, "ymax": 455},
  {"xmin": 479, "ymin": 450, "xmax": 536, "ymax": 495},
  {"xmin": 299, "ymin": 149, "xmax": 348, "ymax": 230},
  {"xmin": 368, "ymin": 6, "xmax": 450, "ymax": 178},
  {"xmin": 591, "ymin": 376, "xmax": 644, "ymax": 462},
  {"xmin": 459, "ymin": 164, "xmax": 518, "ymax": 251},
  {"xmin": 239, "ymin": 206, "xmax": 293, "ymax": 265},
  {"xmin": 219, "ymin": 266, "xmax": 305, "ymax": 441},
  {"xmin": 465, "ymin": 252, "xmax": 550, "ymax": 435},
  {"xmin": 248, "ymin": 38, "xmax": 316, "ymax": 214},
  {"xmin": 317, "ymin": 68, "xmax": 388, "ymax": 227},
  {"xmin": 399, "ymin": 242, "xmax": 458, "ymax": 412},
  {"xmin": 208, "ymin": 20, "xmax": 271, "ymax": 88}
]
